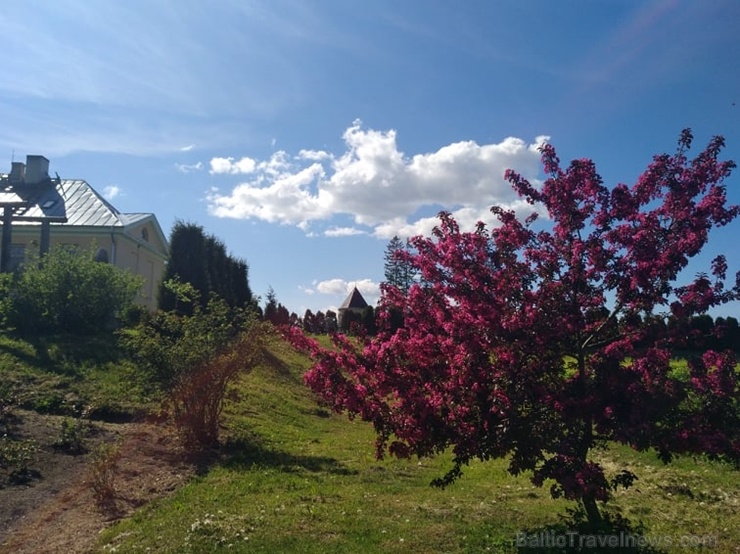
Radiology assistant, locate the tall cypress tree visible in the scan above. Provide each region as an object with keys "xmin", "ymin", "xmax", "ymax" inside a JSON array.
[{"xmin": 159, "ymin": 220, "xmax": 253, "ymax": 313}]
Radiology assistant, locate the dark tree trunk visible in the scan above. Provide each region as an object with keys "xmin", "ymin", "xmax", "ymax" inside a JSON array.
[{"xmin": 582, "ymin": 493, "xmax": 603, "ymax": 528}]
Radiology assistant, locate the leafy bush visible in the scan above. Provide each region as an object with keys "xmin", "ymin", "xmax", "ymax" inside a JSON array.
[
  {"xmin": 53, "ymin": 418, "xmax": 89, "ymax": 454},
  {"xmin": 0, "ymin": 245, "xmax": 143, "ymax": 335},
  {"xmin": 0, "ymin": 436, "xmax": 38, "ymax": 484},
  {"xmin": 21, "ymin": 389, "xmax": 84, "ymax": 417},
  {"xmin": 120, "ymin": 280, "xmax": 252, "ymax": 388},
  {"xmin": 0, "ymin": 273, "xmax": 13, "ymax": 329},
  {"xmin": 121, "ymin": 279, "xmax": 267, "ymax": 448}
]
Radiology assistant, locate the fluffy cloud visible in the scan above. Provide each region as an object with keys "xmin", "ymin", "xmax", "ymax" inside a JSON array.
[
  {"xmin": 209, "ymin": 156, "xmax": 257, "ymax": 175},
  {"xmin": 298, "ymin": 278, "xmax": 380, "ymax": 311},
  {"xmin": 208, "ymin": 163, "xmax": 329, "ymax": 226},
  {"xmin": 298, "ymin": 149, "xmax": 332, "ymax": 161},
  {"xmin": 102, "ymin": 185, "xmax": 121, "ymax": 200},
  {"xmin": 313, "ymin": 278, "xmax": 379, "ymax": 300},
  {"xmin": 315, "ymin": 278, "xmax": 348, "ymax": 295},
  {"xmin": 207, "ymin": 121, "xmax": 547, "ymax": 237}
]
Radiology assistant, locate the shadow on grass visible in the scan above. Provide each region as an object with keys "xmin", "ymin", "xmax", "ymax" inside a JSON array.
[
  {"xmin": 217, "ymin": 435, "xmax": 358, "ymax": 477},
  {"xmin": 259, "ymin": 348, "xmax": 303, "ymax": 384},
  {"xmin": 0, "ymin": 332, "xmax": 124, "ymax": 378},
  {"xmin": 515, "ymin": 507, "xmax": 667, "ymax": 553},
  {"xmin": 0, "ymin": 338, "xmax": 49, "ymax": 373},
  {"xmin": 32, "ymin": 334, "xmax": 124, "ymax": 372}
]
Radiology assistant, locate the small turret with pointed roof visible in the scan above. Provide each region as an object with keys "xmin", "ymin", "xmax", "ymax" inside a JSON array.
[
  {"xmin": 338, "ymin": 286, "xmax": 369, "ymax": 330},
  {"xmin": 339, "ymin": 286, "xmax": 368, "ymax": 310}
]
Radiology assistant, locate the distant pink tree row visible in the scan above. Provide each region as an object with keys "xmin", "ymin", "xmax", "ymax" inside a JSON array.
[{"xmin": 286, "ymin": 129, "xmax": 739, "ymax": 525}]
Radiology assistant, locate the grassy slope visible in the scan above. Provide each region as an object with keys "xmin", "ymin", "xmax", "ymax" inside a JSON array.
[
  {"xmin": 95, "ymin": 336, "xmax": 739, "ymax": 554},
  {"xmin": 0, "ymin": 333, "xmax": 156, "ymax": 421}
]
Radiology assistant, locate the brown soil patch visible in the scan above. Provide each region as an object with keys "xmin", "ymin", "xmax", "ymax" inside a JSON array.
[{"xmin": 0, "ymin": 410, "xmax": 196, "ymax": 554}]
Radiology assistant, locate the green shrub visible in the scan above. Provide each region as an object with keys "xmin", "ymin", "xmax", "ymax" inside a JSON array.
[
  {"xmin": 21, "ymin": 390, "xmax": 83, "ymax": 417},
  {"xmin": 0, "ymin": 273, "xmax": 13, "ymax": 329},
  {"xmin": 0, "ymin": 245, "xmax": 143, "ymax": 336},
  {"xmin": 120, "ymin": 280, "xmax": 251, "ymax": 388},
  {"xmin": 121, "ymin": 280, "xmax": 267, "ymax": 448},
  {"xmin": 53, "ymin": 418, "xmax": 89, "ymax": 454},
  {"xmin": 0, "ymin": 436, "xmax": 38, "ymax": 483}
]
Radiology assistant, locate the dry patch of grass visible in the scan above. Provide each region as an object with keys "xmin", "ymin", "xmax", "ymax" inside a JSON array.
[{"xmin": 0, "ymin": 413, "xmax": 195, "ymax": 554}]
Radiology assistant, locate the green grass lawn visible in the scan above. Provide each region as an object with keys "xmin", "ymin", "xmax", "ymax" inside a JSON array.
[
  {"xmin": 1, "ymin": 330, "xmax": 737, "ymax": 552},
  {"xmin": 0, "ymin": 332, "xmax": 155, "ymax": 421},
  {"xmin": 94, "ymin": 336, "xmax": 739, "ymax": 554}
]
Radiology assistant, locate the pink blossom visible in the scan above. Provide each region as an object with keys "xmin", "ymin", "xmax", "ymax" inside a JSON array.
[{"xmin": 284, "ymin": 129, "xmax": 739, "ymax": 523}]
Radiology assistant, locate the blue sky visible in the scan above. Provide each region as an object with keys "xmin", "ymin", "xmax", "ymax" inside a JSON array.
[{"xmin": 2, "ymin": 0, "xmax": 739, "ymax": 317}]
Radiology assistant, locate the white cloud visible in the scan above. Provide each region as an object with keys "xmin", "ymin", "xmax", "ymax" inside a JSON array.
[
  {"xmin": 102, "ymin": 185, "xmax": 121, "ymax": 200},
  {"xmin": 299, "ymin": 149, "xmax": 332, "ymax": 161},
  {"xmin": 372, "ymin": 199, "xmax": 543, "ymax": 239},
  {"xmin": 208, "ymin": 163, "xmax": 329, "ymax": 222},
  {"xmin": 352, "ymin": 279, "xmax": 380, "ymax": 299},
  {"xmin": 207, "ymin": 121, "xmax": 547, "ymax": 237},
  {"xmin": 180, "ymin": 144, "xmax": 195, "ymax": 152},
  {"xmin": 299, "ymin": 278, "xmax": 381, "ymax": 311},
  {"xmin": 324, "ymin": 226, "xmax": 365, "ymax": 237},
  {"xmin": 175, "ymin": 161, "xmax": 203, "ymax": 173},
  {"xmin": 316, "ymin": 278, "xmax": 349, "ymax": 295},
  {"xmin": 313, "ymin": 278, "xmax": 380, "ymax": 302},
  {"xmin": 209, "ymin": 156, "xmax": 257, "ymax": 175}
]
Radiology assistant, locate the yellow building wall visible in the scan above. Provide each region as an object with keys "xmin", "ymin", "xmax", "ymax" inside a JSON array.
[{"xmin": 5, "ymin": 226, "xmax": 166, "ymax": 312}]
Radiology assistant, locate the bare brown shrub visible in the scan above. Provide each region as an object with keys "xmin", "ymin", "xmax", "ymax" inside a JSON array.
[
  {"xmin": 87, "ymin": 441, "xmax": 122, "ymax": 510},
  {"xmin": 169, "ymin": 324, "xmax": 267, "ymax": 449}
]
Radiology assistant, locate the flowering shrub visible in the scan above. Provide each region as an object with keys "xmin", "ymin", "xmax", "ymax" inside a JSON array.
[{"xmin": 286, "ymin": 130, "xmax": 739, "ymax": 525}]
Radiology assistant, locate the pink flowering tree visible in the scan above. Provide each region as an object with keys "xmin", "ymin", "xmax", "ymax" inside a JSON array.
[{"xmin": 286, "ymin": 130, "xmax": 739, "ymax": 525}]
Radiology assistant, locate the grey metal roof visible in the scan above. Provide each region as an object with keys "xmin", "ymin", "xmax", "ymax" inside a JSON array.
[
  {"xmin": 2, "ymin": 176, "xmax": 128, "ymax": 227},
  {"xmin": 119, "ymin": 213, "xmax": 152, "ymax": 226}
]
